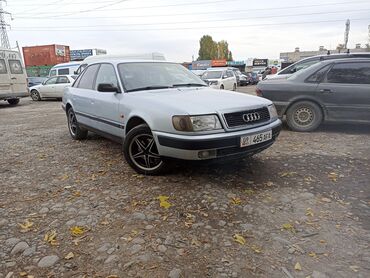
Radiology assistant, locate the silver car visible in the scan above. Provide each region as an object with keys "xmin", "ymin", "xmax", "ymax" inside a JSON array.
[{"xmin": 62, "ymin": 59, "xmax": 281, "ymax": 174}]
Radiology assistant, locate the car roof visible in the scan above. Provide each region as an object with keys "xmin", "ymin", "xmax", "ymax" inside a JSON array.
[
  {"xmin": 87, "ymin": 59, "xmax": 173, "ymax": 66},
  {"xmin": 298, "ymin": 52, "xmax": 370, "ymax": 63},
  {"xmin": 319, "ymin": 57, "xmax": 370, "ymax": 64},
  {"xmin": 82, "ymin": 53, "xmax": 166, "ymax": 64},
  {"xmin": 51, "ymin": 62, "xmax": 81, "ymax": 68},
  {"xmin": 205, "ymin": 68, "xmax": 225, "ymax": 71}
]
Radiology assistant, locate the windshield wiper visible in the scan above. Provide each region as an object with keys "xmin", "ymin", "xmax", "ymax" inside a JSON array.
[
  {"xmin": 172, "ymin": 83, "xmax": 207, "ymax": 87},
  {"xmin": 126, "ymin": 85, "xmax": 174, "ymax": 92}
]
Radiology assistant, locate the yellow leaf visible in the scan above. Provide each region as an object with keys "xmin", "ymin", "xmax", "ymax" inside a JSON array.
[
  {"xmin": 280, "ymin": 171, "xmax": 296, "ymax": 178},
  {"xmin": 59, "ymin": 174, "xmax": 69, "ymax": 181},
  {"xmin": 282, "ymin": 223, "xmax": 295, "ymax": 233},
  {"xmin": 295, "ymin": 262, "xmax": 302, "ymax": 271},
  {"xmin": 44, "ymin": 230, "xmax": 58, "ymax": 246},
  {"xmin": 70, "ymin": 226, "xmax": 85, "ymax": 236},
  {"xmin": 231, "ymin": 197, "xmax": 242, "ymax": 205},
  {"xmin": 233, "ymin": 234, "xmax": 246, "ymax": 245},
  {"xmin": 328, "ymin": 172, "xmax": 338, "ymax": 182},
  {"xmin": 349, "ymin": 265, "xmax": 359, "ymax": 272},
  {"xmin": 250, "ymin": 245, "xmax": 262, "ymax": 253},
  {"xmin": 305, "ymin": 208, "xmax": 314, "ymax": 217},
  {"xmin": 73, "ymin": 191, "xmax": 81, "ymax": 197},
  {"xmin": 64, "ymin": 252, "xmax": 74, "ymax": 260},
  {"xmin": 308, "ymin": 252, "xmax": 317, "ymax": 258},
  {"xmin": 19, "ymin": 219, "xmax": 34, "ymax": 231},
  {"xmin": 157, "ymin": 195, "xmax": 172, "ymax": 209},
  {"xmin": 244, "ymin": 189, "xmax": 255, "ymax": 195},
  {"xmin": 19, "ymin": 272, "xmax": 27, "ymax": 277}
]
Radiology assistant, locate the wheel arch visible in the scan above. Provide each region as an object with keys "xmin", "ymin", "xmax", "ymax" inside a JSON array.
[
  {"xmin": 125, "ymin": 116, "xmax": 149, "ymax": 135},
  {"xmin": 283, "ymin": 97, "xmax": 328, "ymax": 120}
]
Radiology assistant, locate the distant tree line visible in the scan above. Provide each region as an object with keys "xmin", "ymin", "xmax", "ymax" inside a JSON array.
[{"xmin": 198, "ymin": 35, "xmax": 233, "ymax": 61}]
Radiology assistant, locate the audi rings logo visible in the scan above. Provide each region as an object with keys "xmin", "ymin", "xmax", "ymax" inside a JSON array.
[{"xmin": 242, "ymin": 112, "xmax": 260, "ymax": 123}]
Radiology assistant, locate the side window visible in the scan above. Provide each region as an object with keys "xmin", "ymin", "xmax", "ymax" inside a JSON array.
[
  {"xmin": 0, "ymin": 59, "xmax": 7, "ymax": 74},
  {"xmin": 306, "ymin": 65, "xmax": 331, "ymax": 83},
  {"xmin": 227, "ymin": 70, "xmax": 234, "ymax": 78},
  {"xmin": 95, "ymin": 64, "xmax": 118, "ymax": 90},
  {"xmin": 77, "ymin": 64, "xmax": 100, "ymax": 90},
  {"xmin": 8, "ymin": 60, "xmax": 23, "ymax": 74},
  {"xmin": 295, "ymin": 60, "xmax": 318, "ymax": 72},
  {"xmin": 76, "ymin": 64, "xmax": 87, "ymax": 75},
  {"xmin": 57, "ymin": 76, "xmax": 70, "ymax": 84},
  {"xmin": 222, "ymin": 71, "xmax": 227, "ymax": 78},
  {"xmin": 326, "ymin": 62, "xmax": 370, "ymax": 84},
  {"xmin": 45, "ymin": 77, "xmax": 58, "ymax": 85},
  {"xmin": 58, "ymin": 68, "xmax": 69, "ymax": 75},
  {"xmin": 49, "ymin": 69, "xmax": 57, "ymax": 76}
]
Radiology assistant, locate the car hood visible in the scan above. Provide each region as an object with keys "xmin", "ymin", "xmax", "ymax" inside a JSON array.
[{"xmin": 129, "ymin": 87, "xmax": 271, "ymax": 115}]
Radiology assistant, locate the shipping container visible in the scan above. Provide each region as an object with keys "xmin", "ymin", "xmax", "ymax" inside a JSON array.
[{"xmin": 22, "ymin": 44, "xmax": 70, "ymax": 67}]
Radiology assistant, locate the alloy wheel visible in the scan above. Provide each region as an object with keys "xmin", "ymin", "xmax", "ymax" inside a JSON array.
[{"xmin": 68, "ymin": 110, "xmax": 77, "ymax": 136}]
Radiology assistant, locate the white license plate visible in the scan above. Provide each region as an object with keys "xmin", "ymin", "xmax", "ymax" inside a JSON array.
[{"xmin": 240, "ymin": 130, "xmax": 272, "ymax": 147}]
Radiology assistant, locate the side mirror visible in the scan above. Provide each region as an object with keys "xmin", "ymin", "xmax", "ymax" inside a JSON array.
[
  {"xmin": 97, "ymin": 83, "xmax": 120, "ymax": 93},
  {"xmin": 290, "ymin": 68, "xmax": 297, "ymax": 73},
  {"xmin": 222, "ymin": 75, "xmax": 227, "ymax": 79}
]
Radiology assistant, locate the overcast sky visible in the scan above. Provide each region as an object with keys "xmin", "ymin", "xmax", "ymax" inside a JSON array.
[{"xmin": 5, "ymin": 0, "xmax": 370, "ymax": 62}]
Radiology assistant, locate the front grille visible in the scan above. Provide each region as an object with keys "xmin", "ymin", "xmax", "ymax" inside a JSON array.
[{"xmin": 224, "ymin": 107, "xmax": 270, "ymax": 128}]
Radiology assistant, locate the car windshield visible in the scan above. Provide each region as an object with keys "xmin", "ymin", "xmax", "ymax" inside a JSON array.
[
  {"xmin": 202, "ymin": 71, "xmax": 222, "ymax": 79},
  {"xmin": 118, "ymin": 62, "xmax": 206, "ymax": 92}
]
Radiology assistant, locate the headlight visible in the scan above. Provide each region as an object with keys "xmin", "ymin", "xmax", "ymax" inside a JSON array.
[
  {"xmin": 268, "ymin": 104, "xmax": 278, "ymax": 119},
  {"xmin": 209, "ymin": 81, "xmax": 218, "ymax": 85},
  {"xmin": 173, "ymin": 115, "xmax": 222, "ymax": 132}
]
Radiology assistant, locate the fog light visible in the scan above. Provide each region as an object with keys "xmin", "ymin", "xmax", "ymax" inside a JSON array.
[{"xmin": 198, "ymin": 150, "xmax": 216, "ymax": 159}]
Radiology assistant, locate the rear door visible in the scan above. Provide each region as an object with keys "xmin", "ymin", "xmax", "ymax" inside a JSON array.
[
  {"xmin": 0, "ymin": 58, "xmax": 11, "ymax": 97},
  {"xmin": 55, "ymin": 76, "xmax": 71, "ymax": 97},
  {"xmin": 8, "ymin": 58, "xmax": 28, "ymax": 95},
  {"xmin": 93, "ymin": 63, "xmax": 123, "ymax": 137},
  {"xmin": 316, "ymin": 61, "xmax": 370, "ymax": 122},
  {"xmin": 226, "ymin": 70, "xmax": 235, "ymax": 89}
]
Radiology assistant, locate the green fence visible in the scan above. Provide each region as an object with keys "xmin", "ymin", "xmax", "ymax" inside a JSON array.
[{"xmin": 26, "ymin": 66, "xmax": 53, "ymax": 77}]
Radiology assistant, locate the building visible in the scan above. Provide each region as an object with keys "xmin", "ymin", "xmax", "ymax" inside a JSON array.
[{"xmin": 280, "ymin": 44, "xmax": 370, "ymax": 63}]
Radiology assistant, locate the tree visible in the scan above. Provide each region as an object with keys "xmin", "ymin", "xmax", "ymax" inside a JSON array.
[
  {"xmin": 198, "ymin": 35, "xmax": 233, "ymax": 61},
  {"xmin": 198, "ymin": 35, "xmax": 217, "ymax": 60}
]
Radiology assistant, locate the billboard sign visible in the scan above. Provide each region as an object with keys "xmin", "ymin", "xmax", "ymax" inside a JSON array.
[
  {"xmin": 192, "ymin": 60, "xmax": 212, "ymax": 70},
  {"xmin": 55, "ymin": 45, "xmax": 66, "ymax": 57},
  {"xmin": 70, "ymin": 49, "xmax": 94, "ymax": 61},
  {"xmin": 211, "ymin": 59, "xmax": 227, "ymax": 67},
  {"xmin": 253, "ymin": 59, "xmax": 268, "ymax": 67}
]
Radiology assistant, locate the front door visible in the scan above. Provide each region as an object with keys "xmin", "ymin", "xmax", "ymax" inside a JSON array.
[
  {"xmin": 40, "ymin": 77, "xmax": 57, "ymax": 97},
  {"xmin": 93, "ymin": 63, "xmax": 123, "ymax": 137},
  {"xmin": 54, "ymin": 76, "xmax": 71, "ymax": 98},
  {"xmin": 316, "ymin": 61, "xmax": 370, "ymax": 122}
]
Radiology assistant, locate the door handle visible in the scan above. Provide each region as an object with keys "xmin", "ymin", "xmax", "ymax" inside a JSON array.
[
  {"xmin": 320, "ymin": 89, "xmax": 333, "ymax": 93},
  {"xmin": 11, "ymin": 77, "xmax": 16, "ymax": 80}
]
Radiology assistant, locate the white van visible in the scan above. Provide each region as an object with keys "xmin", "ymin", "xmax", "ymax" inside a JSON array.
[
  {"xmin": 49, "ymin": 62, "xmax": 81, "ymax": 77},
  {"xmin": 0, "ymin": 48, "xmax": 28, "ymax": 105},
  {"xmin": 74, "ymin": 52, "xmax": 166, "ymax": 75}
]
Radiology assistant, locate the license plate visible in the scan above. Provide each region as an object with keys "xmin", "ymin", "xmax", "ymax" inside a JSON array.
[{"xmin": 240, "ymin": 130, "xmax": 272, "ymax": 147}]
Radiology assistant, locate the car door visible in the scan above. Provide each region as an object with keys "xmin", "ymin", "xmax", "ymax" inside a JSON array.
[
  {"xmin": 316, "ymin": 61, "xmax": 370, "ymax": 122},
  {"xmin": 71, "ymin": 64, "xmax": 100, "ymax": 127},
  {"xmin": 93, "ymin": 63, "xmax": 124, "ymax": 137},
  {"xmin": 226, "ymin": 70, "xmax": 234, "ymax": 89},
  {"xmin": 55, "ymin": 76, "xmax": 71, "ymax": 98},
  {"xmin": 8, "ymin": 59, "xmax": 28, "ymax": 95},
  {"xmin": 40, "ymin": 77, "xmax": 57, "ymax": 97}
]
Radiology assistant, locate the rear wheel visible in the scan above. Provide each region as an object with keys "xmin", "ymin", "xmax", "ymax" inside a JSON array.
[
  {"xmin": 67, "ymin": 108, "xmax": 88, "ymax": 140},
  {"xmin": 220, "ymin": 85, "xmax": 224, "ymax": 90},
  {"xmin": 123, "ymin": 124, "xmax": 167, "ymax": 175},
  {"xmin": 31, "ymin": 90, "xmax": 41, "ymax": 101},
  {"xmin": 7, "ymin": 98, "xmax": 20, "ymax": 105},
  {"xmin": 286, "ymin": 101, "xmax": 323, "ymax": 132}
]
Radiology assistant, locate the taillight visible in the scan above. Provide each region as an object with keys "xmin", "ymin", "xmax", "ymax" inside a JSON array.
[{"xmin": 256, "ymin": 88, "xmax": 263, "ymax": 97}]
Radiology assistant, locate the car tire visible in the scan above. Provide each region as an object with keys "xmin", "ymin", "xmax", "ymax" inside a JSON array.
[
  {"xmin": 220, "ymin": 85, "xmax": 224, "ymax": 90},
  {"xmin": 67, "ymin": 108, "xmax": 88, "ymax": 140},
  {"xmin": 7, "ymin": 98, "xmax": 20, "ymax": 105},
  {"xmin": 30, "ymin": 90, "xmax": 41, "ymax": 101},
  {"xmin": 233, "ymin": 84, "xmax": 237, "ymax": 91},
  {"xmin": 123, "ymin": 124, "xmax": 168, "ymax": 175},
  {"xmin": 286, "ymin": 101, "xmax": 323, "ymax": 132}
]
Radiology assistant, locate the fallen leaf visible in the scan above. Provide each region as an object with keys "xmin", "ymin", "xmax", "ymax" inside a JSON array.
[
  {"xmin": 59, "ymin": 174, "xmax": 69, "ymax": 181},
  {"xmin": 244, "ymin": 189, "xmax": 255, "ymax": 195},
  {"xmin": 73, "ymin": 191, "xmax": 81, "ymax": 197},
  {"xmin": 19, "ymin": 272, "xmax": 27, "ymax": 277},
  {"xmin": 233, "ymin": 234, "xmax": 246, "ymax": 245},
  {"xmin": 305, "ymin": 208, "xmax": 314, "ymax": 217},
  {"xmin": 44, "ymin": 230, "xmax": 58, "ymax": 246},
  {"xmin": 349, "ymin": 265, "xmax": 359, "ymax": 272},
  {"xmin": 19, "ymin": 219, "xmax": 34, "ymax": 231},
  {"xmin": 282, "ymin": 223, "xmax": 295, "ymax": 233},
  {"xmin": 294, "ymin": 262, "xmax": 302, "ymax": 271},
  {"xmin": 64, "ymin": 252, "xmax": 74, "ymax": 260},
  {"xmin": 308, "ymin": 252, "xmax": 317, "ymax": 258},
  {"xmin": 250, "ymin": 245, "xmax": 262, "ymax": 253},
  {"xmin": 328, "ymin": 172, "xmax": 338, "ymax": 182},
  {"xmin": 231, "ymin": 197, "xmax": 242, "ymax": 205},
  {"xmin": 280, "ymin": 171, "xmax": 297, "ymax": 178},
  {"xmin": 70, "ymin": 226, "xmax": 85, "ymax": 236},
  {"xmin": 321, "ymin": 197, "xmax": 331, "ymax": 203},
  {"xmin": 266, "ymin": 181, "xmax": 274, "ymax": 187},
  {"xmin": 157, "ymin": 195, "xmax": 172, "ymax": 209}
]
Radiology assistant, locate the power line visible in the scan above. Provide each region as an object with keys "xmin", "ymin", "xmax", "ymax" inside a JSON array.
[
  {"xmin": 10, "ymin": 17, "xmax": 369, "ymax": 32},
  {"xmin": 13, "ymin": 9, "xmax": 370, "ymax": 29},
  {"xmin": 12, "ymin": 0, "xmax": 370, "ymax": 19},
  {"xmin": 0, "ymin": 0, "xmax": 11, "ymax": 49},
  {"xmin": 8, "ymin": 0, "xmax": 120, "ymax": 6}
]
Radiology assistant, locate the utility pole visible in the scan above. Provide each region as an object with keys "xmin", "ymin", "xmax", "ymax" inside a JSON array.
[
  {"xmin": 0, "ymin": 0, "xmax": 11, "ymax": 49},
  {"xmin": 343, "ymin": 19, "xmax": 350, "ymax": 50}
]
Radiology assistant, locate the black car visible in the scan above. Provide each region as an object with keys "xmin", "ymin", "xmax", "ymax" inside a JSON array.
[
  {"xmin": 27, "ymin": 77, "xmax": 47, "ymax": 88},
  {"xmin": 256, "ymin": 58, "xmax": 370, "ymax": 132}
]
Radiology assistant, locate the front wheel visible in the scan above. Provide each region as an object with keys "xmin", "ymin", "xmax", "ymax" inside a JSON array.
[
  {"xmin": 7, "ymin": 98, "xmax": 20, "ymax": 105},
  {"xmin": 123, "ymin": 124, "xmax": 168, "ymax": 175},
  {"xmin": 220, "ymin": 85, "xmax": 224, "ymax": 90},
  {"xmin": 232, "ymin": 84, "xmax": 237, "ymax": 91},
  {"xmin": 67, "ymin": 108, "xmax": 88, "ymax": 140},
  {"xmin": 30, "ymin": 90, "xmax": 41, "ymax": 101},
  {"xmin": 286, "ymin": 101, "xmax": 323, "ymax": 132}
]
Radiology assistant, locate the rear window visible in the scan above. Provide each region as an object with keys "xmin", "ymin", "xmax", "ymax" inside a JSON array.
[
  {"xmin": 8, "ymin": 60, "xmax": 23, "ymax": 74},
  {"xmin": 0, "ymin": 59, "xmax": 7, "ymax": 74},
  {"xmin": 58, "ymin": 68, "xmax": 69, "ymax": 75}
]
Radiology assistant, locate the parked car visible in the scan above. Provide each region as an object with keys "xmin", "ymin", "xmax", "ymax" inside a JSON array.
[
  {"xmin": 49, "ymin": 62, "xmax": 81, "ymax": 77},
  {"xmin": 249, "ymin": 72, "xmax": 260, "ymax": 84},
  {"xmin": 0, "ymin": 48, "xmax": 28, "ymax": 106},
  {"xmin": 239, "ymin": 74, "xmax": 249, "ymax": 86},
  {"xmin": 27, "ymin": 77, "xmax": 47, "ymax": 87},
  {"xmin": 202, "ymin": 68, "xmax": 237, "ymax": 90},
  {"xmin": 62, "ymin": 60, "xmax": 281, "ymax": 174},
  {"xmin": 256, "ymin": 58, "xmax": 370, "ymax": 132},
  {"xmin": 30, "ymin": 75, "xmax": 76, "ymax": 101},
  {"xmin": 265, "ymin": 52, "xmax": 370, "ymax": 80}
]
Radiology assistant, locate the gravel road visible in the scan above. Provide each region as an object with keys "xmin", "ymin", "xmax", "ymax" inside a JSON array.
[{"xmin": 1, "ymin": 97, "xmax": 369, "ymax": 278}]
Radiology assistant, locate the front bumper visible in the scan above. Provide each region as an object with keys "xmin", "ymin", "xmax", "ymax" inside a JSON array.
[{"xmin": 153, "ymin": 119, "xmax": 282, "ymax": 160}]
